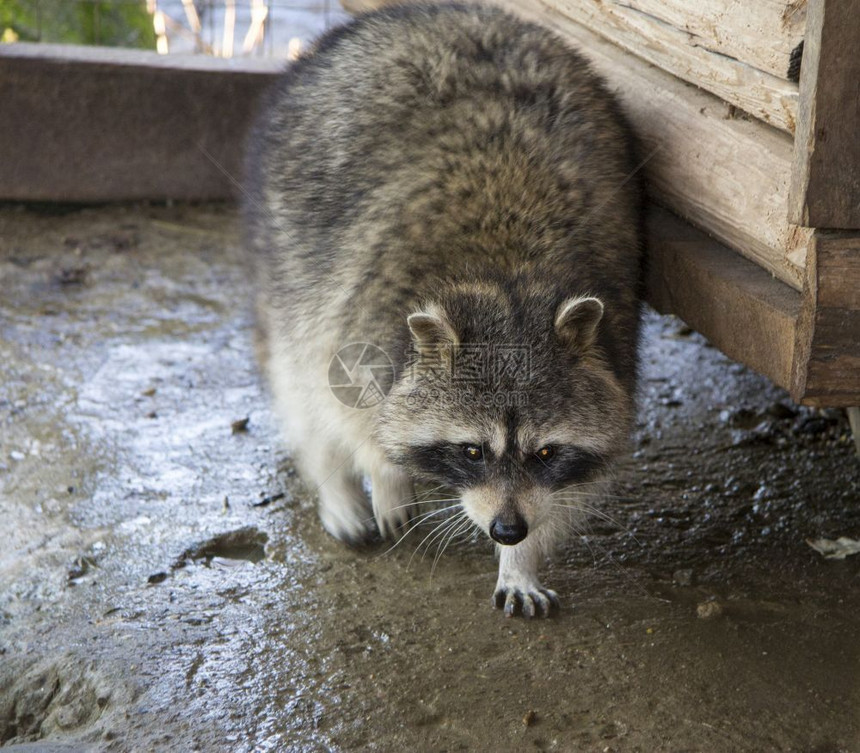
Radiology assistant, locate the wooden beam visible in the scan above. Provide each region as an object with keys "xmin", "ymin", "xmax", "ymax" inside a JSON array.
[
  {"xmin": 0, "ymin": 44, "xmax": 282, "ymax": 202},
  {"xmin": 789, "ymin": 0, "xmax": 860, "ymax": 228},
  {"xmin": 610, "ymin": 0, "xmax": 807, "ymax": 81},
  {"xmin": 646, "ymin": 206, "xmax": 801, "ymax": 391},
  {"xmin": 791, "ymin": 231, "xmax": 860, "ymax": 405},
  {"xmin": 648, "ymin": 207, "xmax": 860, "ymax": 406},
  {"xmin": 498, "ymin": 1, "xmax": 810, "ymax": 290},
  {"xmin": 548, "ymin": 0, "xmax": 800, "ymax": 133}
]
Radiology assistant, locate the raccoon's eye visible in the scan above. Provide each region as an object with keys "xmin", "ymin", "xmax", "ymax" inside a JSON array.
[
  {"xmin": 463, "ymin": 445, "xmax": 483, "ymax": 461},
  {"xmin": 536, "ymin": 446, "xmax": 556, "ymax": 462}
]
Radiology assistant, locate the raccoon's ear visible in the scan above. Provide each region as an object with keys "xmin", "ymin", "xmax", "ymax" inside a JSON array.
[
  {"xmin": 555, "ymin": 296, "xmax": 604, "ymax": 352},
  {"xmin": 407, "ymin": 307, "xmax": 459, "ymax": 348}
]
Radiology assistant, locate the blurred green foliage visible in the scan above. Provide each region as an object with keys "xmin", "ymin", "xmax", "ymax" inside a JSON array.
[{"xmin": 0, "ymin": 0, "xmax": 156, "ymax": 48}]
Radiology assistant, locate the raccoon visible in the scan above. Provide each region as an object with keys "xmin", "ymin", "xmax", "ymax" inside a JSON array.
[{"xmin": 244, "ymin": 2, "xmax": 643, "ymax": 618}]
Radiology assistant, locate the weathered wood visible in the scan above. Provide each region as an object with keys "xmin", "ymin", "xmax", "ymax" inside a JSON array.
[
  {"xmin": 648, "ymin": 207, "xmax": 860, "ymax": 406},
  {"xmin": 646, "ymin": 206, "xmax": 801, "ymax": 391},
  {"xmin": 791, "ymin": 232, "xmax": 860, "ymax": 405},
  {"xmin": 789, "ymin": 0, "xmax": 860, "ymax": 228},
  {"xmin": 0, "ymin": 43, "xmax": 282, "ymax": 202},
  {"xmin": 617, "ymin": 0, "xmax": 806, "ymax": 81},
  {"xmin": 498, "ymin": 1, "xmax": 810, "ymax": 289},
  {"xmin": 547, "ymin": 0, "xmax": 799, "ymax": 133}
]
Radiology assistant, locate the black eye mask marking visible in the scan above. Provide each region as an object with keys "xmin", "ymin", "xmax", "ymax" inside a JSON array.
[
  {"xmin": 403, "ymin": 442, "xmax": 605, "ymax": 490},
  {"xmin": 525, "ymin": 445, "xmax": 606, "ymax": 488},
  {"xmin": 404, "ymin": 443, "xmax": 491, "ymax": 487}
]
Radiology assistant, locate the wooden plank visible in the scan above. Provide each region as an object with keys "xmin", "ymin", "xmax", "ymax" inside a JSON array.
[
  {"xmin": 615, "ymin": 0, "xmax": 807, "ymax": 81},
  {"xmin": 547, "ymin": 0, "xmax": 799, "ymax": 133},
  {"xmin": 792, "ymin": 232, "xmax": 860, "ymax": 405},
  {"xmin": 0, "ymin": 41, "xmax": 281, "ymax": 72},
  {"xmin": 0, "ymin": 43, "xmax": 282, "ymax": 202},
  {"xmin": 498, "ymin": 1, "xmax": 809, "ymax": 290},
  {"xmin": 646, "ymin": 206, "xmax": 801, "ymax": 391},
  {"xmin": 789, "ymin": 0, "xmax": 860, "ymax": 228},
  {"xmin": 647, "ymin": 206, "xmax": 860, "ymax": 406}
]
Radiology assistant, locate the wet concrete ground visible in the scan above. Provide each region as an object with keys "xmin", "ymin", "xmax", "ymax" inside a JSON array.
[{"xmin": 1, "ymin": 202, "xmax": 859, "ymax": 752}]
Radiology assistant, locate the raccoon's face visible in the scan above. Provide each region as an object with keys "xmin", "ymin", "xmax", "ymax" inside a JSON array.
[{"xmin": 376, "ymin": 293, "xmax": 632, "ymax": 545}]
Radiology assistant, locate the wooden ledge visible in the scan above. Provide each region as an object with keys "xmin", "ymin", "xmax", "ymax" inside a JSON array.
[
  {"xmin": 647, "ymin": 205, "xmax": 860, "ymax": 406},
  {"xmin": 0, "ymin": 43, "xmax": 282, "ymax": 202}
]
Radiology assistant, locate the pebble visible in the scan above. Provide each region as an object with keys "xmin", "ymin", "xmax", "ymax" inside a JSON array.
[{"xmin": 696, "ymin": 601, "xmax": 723, "ymax": 620}]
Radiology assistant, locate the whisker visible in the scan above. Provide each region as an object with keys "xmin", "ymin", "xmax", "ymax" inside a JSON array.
[
  {"xmin": 551, "ymin": 502, "xmax": 626, "ymax": 530},
  {"xmin": 551, "ymin": 508, "xmax": 650, "ymax": 596},
  {"xmin": 431, "ymin": 515, "xmax": 472, "ymax": 577},
  {"xmin": 408, "ymin": 503, "xmax": 463, "ymax": 526},
  {"xmin": 552, "ymin": 490, "xmax": 636, "ymax": 502},
  {"xmin": 378, "ymin": 503, "xmax": 463, "ymax": 556},
  {"xmin": 408, "ymin": 513, "xmax": 463, "ymax": 568},
  {"xmin": 420, "ymin": 514, "xmax": 465, "ymax": 562},
  {"xmin": 383, "ymin": 496, "xmax": 459, "ymax": 513},
  {"xmin": 378, "ymin": 484, "xmax": 454, "ymax": 514},
  {"xmin": 362, "ymin": 497, "xmax": 461, "ymax": 527},
  {"xmin": 551, "ymin": 502, "xmax": 642, "ymax": 546}
]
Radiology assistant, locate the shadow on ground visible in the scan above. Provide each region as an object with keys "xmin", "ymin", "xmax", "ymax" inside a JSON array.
[{"xmin": 1, "ymin": 204, "xmax": 858, "ymax": 752}]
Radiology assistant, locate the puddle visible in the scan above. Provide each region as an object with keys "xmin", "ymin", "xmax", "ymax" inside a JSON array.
[{"xmin": 173, "ymin": 527, "xmax": 269, "ymax": 569}]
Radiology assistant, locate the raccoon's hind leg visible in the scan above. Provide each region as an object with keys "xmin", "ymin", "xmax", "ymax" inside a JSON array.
[
  {"xmin": 299, "ymin": 449, "xmax": 374, "ymax": 546},
  {"xmin": 370, "ymin": 464, "xmax": 415, "ymax": 540},
  {"xmin": 493, "ymin": 525, "xmax": 562, "ymax": 619}
]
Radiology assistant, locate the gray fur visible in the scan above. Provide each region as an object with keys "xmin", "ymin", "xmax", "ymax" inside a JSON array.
[{"xmin": 244, "ymin": 2, "xmax": 643, "ymax": 617}]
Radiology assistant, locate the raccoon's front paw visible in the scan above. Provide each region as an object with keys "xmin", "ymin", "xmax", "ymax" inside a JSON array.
[
  {"xmin": 375, "ymin": 504, "xmax": 414, "ymax": 541},
  {"xmin": 319, "ymin": 504, "xmax": 374, "ymax": 546},
  {"xmin": 371, "ymin": 469, "xmax": 415, "ymax": 541},
  {"xmin": 318, "ymin": 487, "xmax": 375, "ymax": 546},
  {"xmin": 493, "ymin": 578, "xmax": 560, "ymax": 619}
]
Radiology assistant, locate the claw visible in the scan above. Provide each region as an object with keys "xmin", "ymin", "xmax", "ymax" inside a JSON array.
[
  {"xmin": 376, "ymin": 506, "xmax": 413, "ymax": 541},
  {"xmin": 522, "ymin": 594, "xmax": 536, "ymax": 619},
  {"xmin": 493, "ymin": 585, "xmax": 560, "ymax": 618},
  {"xmin": 543, "ymin": 588, "xmax": 560, "ymax": 610},
  {"xmin": 492, "ymin": 589, "xmax": 506, "ymax": 610}
]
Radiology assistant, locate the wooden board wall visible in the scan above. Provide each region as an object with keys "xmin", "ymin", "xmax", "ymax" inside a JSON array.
[
  {"xmin": 0, "ymin": 44, "xmax": 282, "ymax": 202},
  {"xmin": 608, "ymin": 0, "xmax": 807, "ymax": 81},
  {"xmin": 646, "ymin": 207, "xmax": 801, "ymax": 391},
  {"xmin": 497, "ymin": 0, "xmax": 809, "ymax": 289},
  {"xmin": 549, "ymin": 0, "xmax": 800, "ymax": 133},
  {"xmin": 648, "ymin": 206, "xmax": 860, "ymax": 407}
]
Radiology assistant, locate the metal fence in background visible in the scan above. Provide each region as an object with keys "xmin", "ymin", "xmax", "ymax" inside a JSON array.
[{"xmin": 1, "ymin": 0, "xmax": 350, "ymax": 57}]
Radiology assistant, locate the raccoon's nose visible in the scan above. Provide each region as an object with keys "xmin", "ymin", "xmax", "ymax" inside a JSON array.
[{"xmin": 489, "ymin": 513, "xmax": 528, "ymax": 546}]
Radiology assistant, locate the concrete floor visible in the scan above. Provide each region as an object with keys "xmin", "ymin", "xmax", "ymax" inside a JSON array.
[{"xmin": 1, "ymin": 203, "xmax": 859, "ymax": 752}]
